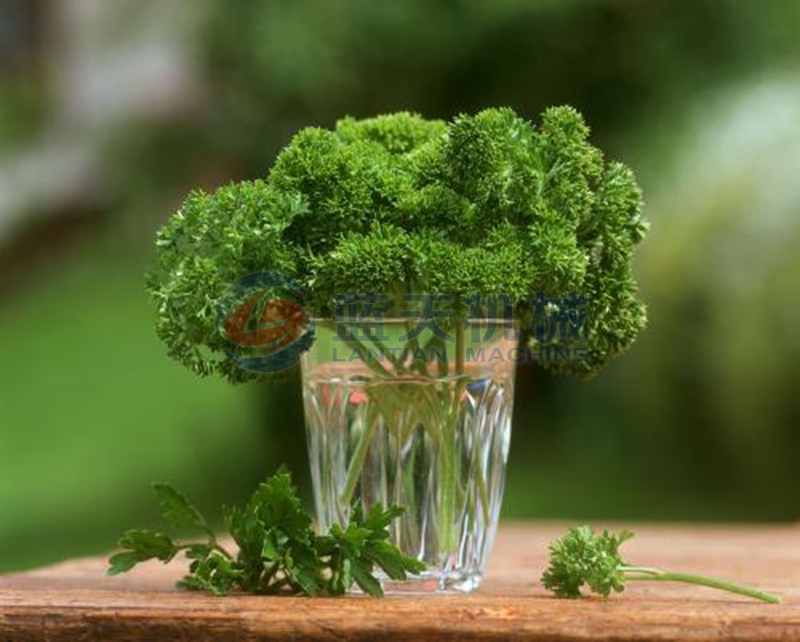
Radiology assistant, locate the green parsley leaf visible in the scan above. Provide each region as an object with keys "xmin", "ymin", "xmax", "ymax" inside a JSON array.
[
  {"xmin": 152, "ymin": 482, "xmax": 213, "ymax": 537},
  {"xmin": 351, "ymin": 558, "xmax": 384, "ymax": 597},
  {"xmin": 107, "ymin": 551, "xmax": 141, "ymax": 576},
  {"xmin": 226, "ymin": 466, "xmax": 324, "ymax": 596},
  {"xmin": 106, "ymin": 529, "xmax": 178, "ymax": 576},
  {"xmin": 316, "ymin": 504, "xmax": 426, "ymax": 597}
]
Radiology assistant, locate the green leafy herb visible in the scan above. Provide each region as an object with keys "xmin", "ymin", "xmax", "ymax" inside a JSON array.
[
  {"xmin": 317, "ymin": 504, "xmax": 426, "ymax": 597},
  {"xmin": 542, "ymin": 526, "xmax": 780, "ymax": 604},
  {"xmin": 147, "ymin": 107, "xmax": 648, "ymax": 383},
  {"xmin": 152, "ymin": 482, "xmax": 214, "ymax": 537},
  {"xmin": 108, "ymin": 468, "xmax": 424, "ymax": 597},
  {"xmin": 107, "ymin": 529, "xmax": 178, "ymax": 575}
]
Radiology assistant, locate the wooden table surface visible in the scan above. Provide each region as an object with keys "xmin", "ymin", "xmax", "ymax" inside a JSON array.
[{"xmin": 1, "ymin": 523, "xmax": 798, "ymax": 642}]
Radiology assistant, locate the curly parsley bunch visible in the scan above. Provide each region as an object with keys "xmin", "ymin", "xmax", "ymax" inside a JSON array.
[{"xmin": 148, "ymin": 107, "xmax": 647, "ymax": 382}]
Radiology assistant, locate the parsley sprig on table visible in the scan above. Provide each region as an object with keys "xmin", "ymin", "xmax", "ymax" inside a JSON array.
[
  {"xmin": 542, "ymin": 526, "xmax": 780, "ymax": 604},
  {"xmin": 107, "ymin": 468, "xmax": 424, "ymax": 597}
]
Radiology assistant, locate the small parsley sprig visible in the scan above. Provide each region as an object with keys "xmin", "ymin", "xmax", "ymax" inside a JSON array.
[
  {"xmin": 542, "ymin": 526, "xmax": 780, "ymax": 604},
  {"xmin": 107, "ymin": 468, "xmax": 425, "ymax": 597}
]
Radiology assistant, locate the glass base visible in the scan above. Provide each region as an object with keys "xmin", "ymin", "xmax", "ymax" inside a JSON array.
[{"xmin": 373, "ymin": 568, "xmax": 484, "ymax": 594}]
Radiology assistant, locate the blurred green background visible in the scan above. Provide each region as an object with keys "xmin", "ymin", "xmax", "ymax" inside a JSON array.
[{"xmin": 2, "ymin": 0, "xmax": 799, "ymax": 572}]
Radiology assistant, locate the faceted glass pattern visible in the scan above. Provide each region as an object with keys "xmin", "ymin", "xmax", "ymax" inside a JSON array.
[{"xmin": 301, "ymin": 321, "xmax": 517, "ymax": 592}]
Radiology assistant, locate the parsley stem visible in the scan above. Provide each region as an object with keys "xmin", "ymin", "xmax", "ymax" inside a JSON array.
[
  {"xmin": 474, "ymin": 453, "xmax": 491, "ymax": 526},
  {"xmin": 340, "ymin": 404, "xmax": 378, "ymax": 507},
  {"xmin": 212, "ymin": 542, "xmax": 234, "ymax": 559},
  {"xmin": 174, "ymin": 541, "xmax": 233, "ymax": 559},
  {"xmin": 622, "ymin": 566, "xmax": 781, "ymax": 604},
  {"xmin": 438, "ymin": 318, "xmax": 465, "ymax": 554},
  {"xmin": 454, "ymin": 315, "xmax": 465, "ymax": 376}
]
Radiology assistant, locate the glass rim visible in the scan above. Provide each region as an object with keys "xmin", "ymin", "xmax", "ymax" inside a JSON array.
[{"xmin": 313, "ymin": 317, "xmax": 521, "ymax": 327}]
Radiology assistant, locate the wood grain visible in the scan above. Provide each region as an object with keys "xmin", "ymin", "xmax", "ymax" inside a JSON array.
[{"xmin": 1, "ymin": 523, "xmax": 799, "ymax": 642}]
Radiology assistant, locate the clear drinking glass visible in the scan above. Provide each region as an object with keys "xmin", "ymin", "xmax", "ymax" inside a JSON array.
[{"xmin": 301, "ymin": 319, "xmax": 517, "ymax": 592}]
